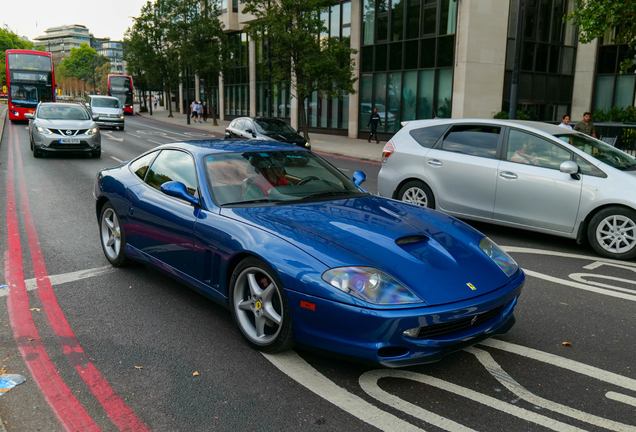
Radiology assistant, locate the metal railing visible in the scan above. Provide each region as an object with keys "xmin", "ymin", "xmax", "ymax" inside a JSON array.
[{"xmin": 594, "ymin": 123, "xmax": 636, "ymax": 156}]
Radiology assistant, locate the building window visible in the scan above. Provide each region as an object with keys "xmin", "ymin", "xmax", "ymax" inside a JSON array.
[
  {"xmin": 224, "ymin": 32, "xmax": 250, "ymax": 117},
  {"xmin": 593, "ymin": 33, "xmax": 636, "ymax": 112},
  {"xmin": 359, "ymin": 0, "xmax": 457, "ymax": 132}
]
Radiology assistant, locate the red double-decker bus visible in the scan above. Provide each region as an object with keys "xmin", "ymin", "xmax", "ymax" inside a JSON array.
[
  {"xmin": 108, "ymin": 75, "xmax": 134, "ymax": 115},
  {"xmin": 5, "ymin": 50, "xmax": 55, "ymax": 121}
]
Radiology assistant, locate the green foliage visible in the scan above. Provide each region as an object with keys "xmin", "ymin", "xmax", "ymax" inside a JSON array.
[
  {"xmin": 1, "ymin": 27, "xmax": 38, "ymax": 86},
  {"xmin": 494, "ymin": 110, "xmax": 530, "ymax": 120},
  {"xmin": 566, "ymin": 1, "xmax": 636, "ymax": 73},
  {"xmin": 592, "ymin": 106, "xmax": 636, "ymax": 123},
  {"xmin": 61, "ymin": 43, "xmax": 109, "ymax": 92},
  {"xmin": 242, "ymin": 0, "xmax": 357, "ymax": 137}
]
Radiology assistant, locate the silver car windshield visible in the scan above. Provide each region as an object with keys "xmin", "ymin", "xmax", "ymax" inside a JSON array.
[
  {"xmin": 38, "ymin": 105, "xmax": 90, "ymax": 120},
  {"xmin": 554, "ymin": 134, "xmax": 636, "ymax": 171},
  {"xmin": 92, "ymin": 98, "xmax": 120, "ymax": 108}
]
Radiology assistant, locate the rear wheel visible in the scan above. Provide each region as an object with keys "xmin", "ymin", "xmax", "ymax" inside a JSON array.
[
  {"xmin": 398, "ymin": 180, "xmax": 435, "ymax": 209},
  {"xmin": 99, "ymin": 203, "xmax": 131, "ymax": 267},
  {"xmin": 229, "ymin": 258, "xmax": 295, "ymax": 353},
  {"xmin": 588, "ymin": 206, "xmax": 636, "ymax": 260}
]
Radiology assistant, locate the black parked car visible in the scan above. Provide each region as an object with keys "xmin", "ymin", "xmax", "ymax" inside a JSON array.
[{"xmin": 225, "ymin": 117, "xmax": 311, "ymax": 150}]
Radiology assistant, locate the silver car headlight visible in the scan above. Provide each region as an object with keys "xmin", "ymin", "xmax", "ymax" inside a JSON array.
[
  {"xmin": 322, "ymin": 266, "xmax": 423, "ymax": 305},
  {"xmin": 36, "ymin": 126, "xmax": 52, "ymax": 134},
  {"xmin": 120, "ymin": 115, "xmax": 125, "ymax": 119},
  {"xmin": 85, "ymin": 127, "xmax": 99, "ymax": 136},
  {"xmin": 479, "ymin": 237, "xmax": 518, "ymax": 277}
]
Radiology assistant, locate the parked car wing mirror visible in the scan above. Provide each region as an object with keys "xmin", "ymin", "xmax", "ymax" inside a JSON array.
[
  {"xmin": 560, "ymin": 160, "xmax": 578, "ymax": 174},
  {"xmin": 92, "ymin": 114, "xmax": 100, "ymax": 121},
  {"xmin": 24, "ymin": 113, "xmax": 34, "ymax": 119},
  {"xmin": 160, "ymin": 181, "xmax": 199, "ymax": 206},
  {"xmin": 353, "ymin": 170, "xmax": 367, "ymax": 186}
]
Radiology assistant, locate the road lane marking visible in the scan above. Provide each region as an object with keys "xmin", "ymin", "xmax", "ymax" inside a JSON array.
[
  {"xmin": 606, "ymin": 392, "xmax": 636, "ymax": 407},
  {"xmin": 568, "ymin": 273, "xmax": 636, "ymax": 292},
  {"xmin": 126, "ymin": 119, "xmax": 191, "ymax": 137},
  {"xmin": 0, "ymin": 266, "xmax": 117, "ymax": 297},
  {"xmin": 501, "ymin": 247, "xmax": 636, "ymax": 268},
  {"xmin": 103, "ymin": 132, "xmax": 124, "ymax": 142},
  {"xmin": 360, "ymin": 370, "xmax": 585, "ymax": 432},
  {"xmin": 524, "ymin": 269, "xmax": 636, "ymax": 301},
  {"xmin": 466, "ymin": 347, "xmax": 635, "ymax": 431},
  {"xmin": 262, "ymin": 351, "xmax": 425, "ymax": 432},
  {"xmin": 128, "ymin": 133, "xmax": 141, "ymax": 138},
  {"xmin": 480, "ymin": 339, "xmax": 636, "ymax": 392},
  {"xmin": 147, "ymin": 139, "xmax": 163, "ymax": 145},
  {"xmin": 110, "ymin": 156, "xmax": 124, "ymax": 163}
]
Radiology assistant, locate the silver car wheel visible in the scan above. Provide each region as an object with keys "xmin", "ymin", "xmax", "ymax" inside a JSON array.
[
  {"xmin": 403, "ymin": 187, "xmax": 428, "ymax": 207},
  {"xmin": 232, "ymin": 267, "xmax": 283, "ymax": 346},
  {"xmin": 595, "ymin": 215, "xmax": 636, "ymax": 254},
  {"xmin": 100, "ymin": 208, "xmax": 122, "ymax": 260}
]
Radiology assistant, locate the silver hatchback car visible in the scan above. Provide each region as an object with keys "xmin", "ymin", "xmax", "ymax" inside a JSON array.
[
  {"xmin": 27, "ymin": 102, "xmax": 101, "ymax": 158},
  {"xmin": 378, "ymin": 119, "xmax": 636, "ymax": 260}
]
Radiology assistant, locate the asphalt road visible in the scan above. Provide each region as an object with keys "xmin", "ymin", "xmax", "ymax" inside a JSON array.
[{"xmin": 0, "ymin": 115, "xmax": 634, "ymax": 432}]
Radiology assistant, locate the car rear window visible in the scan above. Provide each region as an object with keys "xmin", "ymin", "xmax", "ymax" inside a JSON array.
[
  {"xmin": 409, "ymin": 125, "xmax": 448, "ymax": 148},
  {"xmin": 441, "ymin": 125, "xmax": 501, "ymax": 158}
]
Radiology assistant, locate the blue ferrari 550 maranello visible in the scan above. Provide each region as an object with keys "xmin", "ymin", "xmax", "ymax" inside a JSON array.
[{"xmin": 93, "ymin": 140, "xmax": 525, "ymax": 367}]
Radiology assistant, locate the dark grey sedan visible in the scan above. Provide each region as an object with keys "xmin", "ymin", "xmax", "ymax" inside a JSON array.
[
  {"xmin": 26, "ymin": 102, "xmax": 101, "ymax": 158},
  {"xmin": 224, "ymin": 117, "xmax": 311, "ymax": 150}
]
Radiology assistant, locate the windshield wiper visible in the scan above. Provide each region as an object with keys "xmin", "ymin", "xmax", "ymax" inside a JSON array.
[
  {"xmin": 299, "ymin": 191, "xmax": 362, "ymax": 201},
  {"xmin": 221, "ymin": 198, "xmax": 286, "ymax": 206}
]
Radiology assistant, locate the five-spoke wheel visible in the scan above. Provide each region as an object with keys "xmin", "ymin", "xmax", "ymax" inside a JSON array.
[
  {"xmin": 229, "ymin": 258, "xmax": 294, "ymax": 353},
  {"xmin": 99, "ymin": 203, "xmax": 130, "ymax": 267}
]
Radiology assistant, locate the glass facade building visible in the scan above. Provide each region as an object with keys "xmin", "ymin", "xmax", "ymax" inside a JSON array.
[
  {"xmin": 224, "ymin": 32, "xmax": 250, "ymax": 117},
  {"xmin": 593, "ymin": 29, "xmax": 636, "ymax": 113}
]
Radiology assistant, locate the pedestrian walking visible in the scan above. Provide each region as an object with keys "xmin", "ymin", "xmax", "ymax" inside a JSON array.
[
  {"xmin": 573, "ymin": 111, "xmax": 597, "ymax": 138},
  {"xmin": 558, "ymin": 114, "xmax": 573, "ymax": 130},
  {"xmin": 202, "ymin": 102, "xmax": 208, "ymax": 122},
  {"xmin": 153, "ymin": 97, "xmax": 158, "ymax": 109},
  {"xmin": 191, "ymin": 100, "xmax": 199, "ymax": 121},
  {"xmin": 366, "ymin": 107, "xmax": 382, "ymax": 143},
  {"xmin": 196, "ymin": 101, "xmax": 203, "ymax": 123}
]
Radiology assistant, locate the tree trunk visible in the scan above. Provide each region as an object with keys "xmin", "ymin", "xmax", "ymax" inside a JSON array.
[
  {"xmin": 166, "ymin": 84, "xmax": 174, "ymax": 118},
  {"xmin": 299, "ymin": 97, "xmax": 310, "ymax": 140}
]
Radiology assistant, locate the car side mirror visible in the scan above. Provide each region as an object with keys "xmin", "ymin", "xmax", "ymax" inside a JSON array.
[
  {"xmin": 24, "ymin": 113, "xmax": 34, "ymax": 119},
  {"xmin": 560, "ymin": 160, "xmax": 578, "ymax": 174},
  {"xmin": 352, "ymin": 170, "xmax": 367, "ymax": 186},
  {"xmin": 245, "ymin": 128, "xmax": 253, "ymax": 134},
  {"xmin": 92, "ymin": 114, "xmax": 99, "ymax": 121},
  {"xmin": 161, "ymin": 181, "xmax": 199, "ymax": 206}
]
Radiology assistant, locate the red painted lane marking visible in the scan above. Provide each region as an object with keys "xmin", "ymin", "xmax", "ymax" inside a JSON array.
[
  {"xmin": 11, "ymin": 126, "xmax": 151, "ymax": 432},
  {"xmin": 5, "ymin": 125, "xmax": 101, "ymax": 432}
]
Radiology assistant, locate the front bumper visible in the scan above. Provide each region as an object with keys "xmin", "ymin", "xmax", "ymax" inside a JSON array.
[
  {"xmin": 96, "ymin": 119, "xmax": 124, "ymax": 128},
  {"xmin": 286, "ymin": 270, "xmax": 525, "ymax": 367},
  {"xmin": 33, "ymin": 132, "xmax": 101, "ymax": 153}
]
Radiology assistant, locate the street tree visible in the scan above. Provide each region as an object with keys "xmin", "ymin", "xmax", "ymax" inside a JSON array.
[
  {"xmin": 62, "ymin": 44, "xmax": 109, "ymax": 94},
  {"xmin": 242, "ymin": 0, "xmax": 357, "ymax": 139},
  {"xmin": 567, "ymin": 1, "xmax": 636, "ymax": 72},
  {"xmin": 1, "ymin": 27, "xmax": 41, "ymax": 86}
]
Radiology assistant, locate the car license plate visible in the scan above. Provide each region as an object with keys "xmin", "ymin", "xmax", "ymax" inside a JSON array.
[
  {"xmin": 59, "ymin": 139, "xmax": 80, "ymax": 144},
  {"xmin": 105, "ymin": 122, "xmax": 116, "ymax": 126}
]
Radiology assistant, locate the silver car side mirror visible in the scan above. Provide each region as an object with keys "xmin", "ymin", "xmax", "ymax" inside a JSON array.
[
  {"xmin": 92, "ymin": 114, "xmax": 100, "ymax": 121},
  {"xmin": 560, "ymin": 160, "xmax": 578, "ymax": 174},
  {"xmin": 24, "ymin": 113, "xmax": 34, "ymax": 119}
]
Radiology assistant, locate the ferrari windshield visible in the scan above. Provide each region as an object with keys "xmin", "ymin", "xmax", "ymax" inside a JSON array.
[
  {"xmin": 554, "ymin": 133, "xmax": 636, "ymax": 171},
  {"xmin": 205, "ymin": 150, "xmax": 366, "ymax": 206}
]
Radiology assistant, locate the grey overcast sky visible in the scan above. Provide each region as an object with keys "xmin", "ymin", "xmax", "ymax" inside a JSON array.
[{"xmin": 4, "ymin": 0, "xmax": 149, "ymax": 42}]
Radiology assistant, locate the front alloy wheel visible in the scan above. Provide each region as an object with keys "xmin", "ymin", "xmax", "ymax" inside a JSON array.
[
  {"xmin": 588, "ymin": 207, "xmax": 636, "ymax": 260},
  {"xmin": 230, "ymin": 258, "xmax": 294, "ymax": 353},
  {"xmin": 99, "ymin": 203, "xmax": 131, "ymax": 267}
]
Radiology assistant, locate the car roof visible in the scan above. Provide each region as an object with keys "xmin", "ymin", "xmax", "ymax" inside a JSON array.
[
  {"xmin": 401, "ymin": 118, "xmax": 573, "ymax": 137},
  {"xmin": 151, "ymin": 140, "xmax": 308, "ymax": 157},
  {"xmin": 39, "ymin": 102, "xmax": 86, "ymax": 108},
  {"xmin": 88, "ymin": 95, "xmax": 118, "ymax": 100}
]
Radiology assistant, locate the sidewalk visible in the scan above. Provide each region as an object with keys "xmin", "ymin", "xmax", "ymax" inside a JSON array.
[{"xmin": 135, "ymin": 107, "xmax": 383, "ymax": 163}]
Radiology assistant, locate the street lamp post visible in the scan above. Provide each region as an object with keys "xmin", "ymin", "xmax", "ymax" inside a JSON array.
[{"xmin": 185, "ymin": 68, "xmax": 191, "ymax": 125}]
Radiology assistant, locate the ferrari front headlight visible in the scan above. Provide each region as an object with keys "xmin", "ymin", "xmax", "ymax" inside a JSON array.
[
  {"xmin": 322, "ymin": 266, "xmax": 423, "ymax": 305},
  {"xmin": 479, "ymin": 237, "xmax": 518, "ymax": 277}
]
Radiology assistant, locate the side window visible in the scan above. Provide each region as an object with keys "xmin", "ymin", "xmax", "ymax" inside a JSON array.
[
  {"xmin": 244, "ymin": 120, "xmax": 254, "ymax": 132},
  {"xmin": 235, "ymin": 119, "xmax": 245, "ymax": 131},
  {"xmin": 441, "ymin": 125, "xmax": 501, "ymax": 158},
  {"xmin": 229, "ymin": 119, "xmax": 237, "ymax": 128},
  {"xmin": 129, "ymin": 151, "xmax": 158, "ymax": 180},
  {"xmin": 409, "ymin": 125, "xmax": 448, "ymax": 148},
  {"xmin": 576, "ymin": 155, "xmax": 607, "ymax": 178},
  {"xmin": 145, "ymin": 150, "xmax": 198, "ymax": 196},
  {"xmin": 507, "ymin": 130, "xmax": 571, "ymax": 169}
]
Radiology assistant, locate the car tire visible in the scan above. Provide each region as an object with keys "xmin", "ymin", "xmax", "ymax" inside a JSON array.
[
  {"xmin": 99, "ymin": 202, "xmax": 131, "ymax": 267},
  {"xmin": 92, "ymin": 149, "xmax": 101, "ymax": 158},
  {"xmin": 587, "ymin": 206, "xmax": 636, "ymax": 260},
  {"xmin": 119, "ymin": 126, "xmax": 125, "ymax": 131},
  {"xmin": 33, "ymin": 144, "xmax": 42, "ymax": 158},
  {"xmin": 398, "ymin": 180, "xmax": 435, "ymax": 209},
  {"xmin": 229, "ymin": 257, "xmax": 295, "ymax": 353}
]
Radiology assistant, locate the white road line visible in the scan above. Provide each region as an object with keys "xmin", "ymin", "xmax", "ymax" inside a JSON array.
[
  {"xmin": 110, "ymin": 156, "xmax": 124, "ymax": 163},
  {"xmin": 568, "ymin": 273, "xmax": 636, "ymax": 293},
  {"xmin": 261, "ymin": 351, "xmax": 425, "ymax": 432},
  {"xmin": 466, "ymin": 347, "xmax": 636, "ymax": 431},
  {"xmin": 126, "ymin": 119, "xmax": 191, "ymax": 137},
  {"xmin": 479, "ymin": 339, "xmax": 636, "ymax": 392},
  {"xmin": 501, "ymin": 246, "xmax": 636, "ymax": 268},
  {"xmin": 102, "ymin": 132, "xmax": 124, "ymax": 142},
  {"xmin": 0, "ymin": 266, "xmax": 116, "ymax": 297},
  {"xmin": 360, "ymin": 370, "xmax": 585, "ymax": 432},
  {"xmin": 128, "ymin": 133, "xmax": 141, "ymax": 138},
  {"xmin": 524, "ymin": 269, "xmax": 636, "ymax": 301},
  {"xmin": 606, "ymin": 392, "xmax": 636, "ymax": 407},
  {"xmin": 147, "ymin": 139, "xmax": 163, "ymax": 145}
]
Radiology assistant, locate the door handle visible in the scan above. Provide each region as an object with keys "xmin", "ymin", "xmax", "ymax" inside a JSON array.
[
  {"xmin": 499, "ymin": 172, "xmax": 518, "ymax": 180},
  {"xmin": 427, "ymin": 159, "xmax": 443, "ymax": 167}
]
